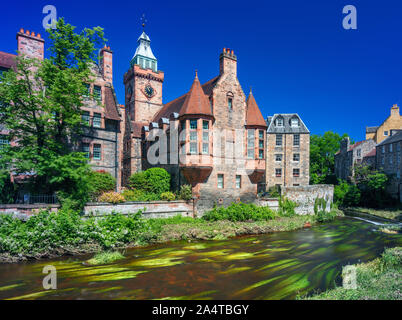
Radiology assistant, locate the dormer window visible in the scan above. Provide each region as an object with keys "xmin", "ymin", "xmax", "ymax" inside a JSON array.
[
  {"xmin": 276, "ymin": 117, "xmax": 284, "ymax": 127},
  {"xmin": 291, "ymin": 117, "xmax": 300, "ymax": 127}
]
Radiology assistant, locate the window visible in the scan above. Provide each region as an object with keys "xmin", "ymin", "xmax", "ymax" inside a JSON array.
[
  {"xmin": 293, "ymin": 153, "xmax": 300, "ymax": 162},
  {"xmin": 389, "ymin": 156, "xmax": 393, "ymax": 165},
  {"xmin": 236, "ymin": 175, "xmax": 241, "ymax": 189},
  {"xmin": 398, "ymin": 152, "xmax": 401, "ymax": 165},
  {"xmin": 82, "ymin": 111, "xmax": 90, "ymax": 125},
  {"xmin": 381, "ymin": 156, "xmax": 385, "ymax": 165},
  {"xmin": 82, "ymin": 143, "xmax": 90, "ymax": 159},
  {"xmin": 398, "ymin": 143, "xmax": 401, "ymax": 152},
  {"xmin": 382, "ymin": 146, "xmax": 385, "ymax": 154},
  {"xmin": 203, "ymin": 120, "xmax": 209, "ymax": 130},
  {"xmin": 259, "ymin": 130, "xmax": 264, "ymax": 140},
  {"xmin": 218, "ymin": 174, "xmax": 224, "ymax": 189},
  {"xmin": 276, "ymin": 134, "xmax": 283, "ymax": 146},
  {"xmin": 291, "ymin": 118, "xmax": 299, "ymax": 127},
  {"xmin": 0, "ymin": 135, "xmax": 9, "ymax": 151},
  {"xmin": 228, "ymin": 98, "xmax": 233, "ymax": 111},
  {"xmin": 275, "ymin": 154, "xmax": 282, "ymax": 162},
  {"xmin": 384, "ymin": 131, "xmax": 389, "ymax": 136},
  {"xmin": 247, "ymin": 129, "xmax": 255, "ymax": 159},
  {"xmin": 397, "ymin": 171, "xmax": 401, "ymax": 179},
  {"xmin": 83, "ymin": 83, "xmax": 90, "ymax": 97},
  {"xmin": 276, "ymin": 118, "xmax": 284, "ymax": 127},
  {"xmin": 293, "ymin": 134, "xmax": 300, "ymax": 146},
  {"xmin": 93, "ymin": 113, "xmax": 101, "ymax": 128},
  {"xmin": 258, "ymin": 130, "xmax": 264, "ymax": 159},
  {"xmin": 390, "ymin": 144, "xmax": 393, "ymax": 153},
  {"xmin": 93, "ymin": 85, "xmax": 102, "ymax": 101},
  {"xmin": 293, "ymin": 184, "xmax": 300, "ymax": 186},
  {"xmin": 258, "ymin": 149, "xmax": 264, "ymax": 159},
  {"xmin": 190, "ymin": 142, "xmax": 197, "ymax": 155},
  {"xmin": 293, "ymin": 168, "xmax": 300, "ymax": 177},
  {"xmin": 202, "ymin": 143, "xmax": 209, "ymax": 154},
  {"xmin": 190, "ymin": 119, "xmax": 198, "ymax": 130},
  {"xmin": 275, "ymin": 169, "xmax": 282, "ymax": 177},
  {"xmin": 93, "ymin": 144, "xmax": 101, "ymax": 160},
  {"xmin": 190, "ymin": 131, "xmax": 197, "ymax": 141}
]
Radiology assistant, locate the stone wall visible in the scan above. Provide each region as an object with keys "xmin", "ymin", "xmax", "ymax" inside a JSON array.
[
  {"xmin": 83, "ymin": 200, "xmax": 194, "ymax": 219},
  {"xmin": 257, "ymin": 198, "xmax": 279, "ymax": 211},
  {"xmin": 281, "ymin": 185, "xmax": 334, "ymax": 215}
]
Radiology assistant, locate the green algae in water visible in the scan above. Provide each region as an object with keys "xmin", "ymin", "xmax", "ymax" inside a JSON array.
[
  {"xmin": 60, "ymin": 266, "xmax": 130, "ymax": 277},
  {"xmin": 183, "ymin": 244, "xmax": 208, "ymax": 250},
  {"xmin": 219, "ymin": 267, "xmax": 252, "ymax": 275},
  {"xmin": 234, "ymin": 275, "xmax": 284, "ymax": 296},
  {"xmin": 129, "ymin": 257, "xmax": 184, "ymax": 268},
  {"xmin": 219, "ymin": 252, "xmax": 256, "ymax": 261},
  {"xmin": 80, "ymin": 270, "xmax": 147, "ymax": 282},
  {"xmin": 196, "ymin": 249, "xmax": 232, "ymax": 257},
  {"xmin": 7, "ymin": 288, "xmax": 75, "ymax": 300},
  {"xmin": 0, "ymin": 283, "xmax": 23, "ymax": 292}
]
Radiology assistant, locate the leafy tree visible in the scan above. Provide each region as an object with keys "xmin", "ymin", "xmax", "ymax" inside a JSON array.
[
  {"xmin": 0, "ymin": 18, "xmax": 106, "ymax": 209},
  {"xmin": 310, "ymin": 131, "xmax": 353, "ymax": 184}
]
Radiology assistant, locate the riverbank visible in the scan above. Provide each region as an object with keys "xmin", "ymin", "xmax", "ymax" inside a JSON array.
[
  {"xmin": 302, "ymin": 247, "xmax": 402, "ymax": 300},
  {"xmin": 0, "ymin": 208, "xmax": 341, "ymax": 264},
  {"xmin": 346, "ymin": 207, "xmax": 401, "ymax": 221}
]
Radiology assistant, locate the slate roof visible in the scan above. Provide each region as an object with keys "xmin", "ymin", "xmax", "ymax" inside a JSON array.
[
  {"xmin": 153, "ymin": 76, "xmax": 219, "ymax": 122},
  {"xmin": 104, "ymin": 86, "xmax": 121, "ymax": 121},
  {"xmin": 267, "ymin": 114, "xmax": 310, "ymax": 134},
  {"xmin": 377, "ymin": 130, "xmax": 402, "ymax": 146},
  {"xmin": 0, "ymin": 51, "xmax": 17, "ymax": 69},
  {"xmin": 366, "ymin": 126, "xmax": 379, "ymax": 134},
  {"xmin": 246, "ymin": 92, "xmax": 267, "ymax": 127}
]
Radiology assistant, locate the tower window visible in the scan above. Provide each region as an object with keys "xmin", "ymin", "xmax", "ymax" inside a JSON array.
[
  {"xmin": 247, "ymin": 129, "xmax": 255, "ymax": 159},
  {"xmin": 190, "ymin": 119, "xmax": 198, "ymax": 130},
  {"xmin": 218, "ymin": 174, "xmax": 224, "ymax": 189},
  {"xmin": 228, "ymin": 98, "xmax": 233, "ymax": 111},
  {"xmin": 236, "ymin": 175, "xmax": 241, "ymax": 189}
]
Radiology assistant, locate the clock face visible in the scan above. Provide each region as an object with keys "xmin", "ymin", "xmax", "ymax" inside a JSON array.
[{"xmin": 144, "ymin": 85, "xmax": 154, "ymax": 98}]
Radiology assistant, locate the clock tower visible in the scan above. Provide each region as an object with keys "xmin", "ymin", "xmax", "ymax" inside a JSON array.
[{"xmin": 123, "ymin": 30, "xmax": 164, "ymax": 123}]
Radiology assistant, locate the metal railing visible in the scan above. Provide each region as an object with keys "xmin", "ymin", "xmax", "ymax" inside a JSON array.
[{"xmin": 16, "ymin": 194, "xmax": 58, "ymax": 204}]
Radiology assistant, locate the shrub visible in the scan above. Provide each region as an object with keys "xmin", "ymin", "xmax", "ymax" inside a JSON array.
[
  {"xmin": 122, "ymin": 189, "xmax": 160, "ymax": 202},
  {"xmin": 160, "ymin": 192, "xmax": 176, "ymax": 201},
  {"xmin": 88, "ymin": 171, "xmax": 116, "ymax": 201},
  {"xmin": 98, "ymin": 192, "xmax": 125, "ymax": 204},
  {"xmin": 278, "ymin": 197, "xmax": 297, "ymax": 217},
  {"xmin": 267, "ymin": 186, "xmax": 280, "ymax": 198},
  {"xmin": 203, "ymin": 202, "xmax": 277, "ymax": 222},
  {"xmin": 178, "ymin": 184, "xmax": 193, "ymax": 200},
  {"xmin": 128, "ymin": 168, "xmax": 171, "ymax": 195}
]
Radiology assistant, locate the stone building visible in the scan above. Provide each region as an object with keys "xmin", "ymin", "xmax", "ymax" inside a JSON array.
[
  {"xmin": 265, "ymin": 114, "xmax": 310, "ymax": 189},
  {"xmin": 334, "ymin": 138, "xmax": 376, "ymax": 181},
  {"xmin": 0, "ymin": 29, "xmax": 123, "ymax": 190},
  {"xmin": 122, "ymin": 29, "xmax": 269, "ymax": 211},
  {"xmin": 376, "ymin": 130, "xmax": 402, "ymax": 199},
  {"xmin": 366, "ymin": 104, "xmax": 402, "ymax": 144}
]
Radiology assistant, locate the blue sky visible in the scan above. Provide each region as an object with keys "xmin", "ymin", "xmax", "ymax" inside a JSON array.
[{"xmin": 1, "ymin": 0, "xmax": 402, "ymax": 141}]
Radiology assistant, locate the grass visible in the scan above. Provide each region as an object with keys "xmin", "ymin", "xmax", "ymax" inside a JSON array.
[
  {"xmin": 349, "ymin": 207, "xmax": 402, "ymax": 221},
  {"xmin": 301, "ymin": 247, "xmax": 402, "ymax": 300},
  {"xmin": 85, "ymin": 251, "xmax": 125, "ymax": 266}
]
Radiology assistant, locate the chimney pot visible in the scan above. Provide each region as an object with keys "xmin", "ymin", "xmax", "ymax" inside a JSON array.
[
  {"xmin": 231, "ymin": 50, "xmax": 234, "ymax": 55},
  {"xmin": 37, "ymin": 33, "xmax": 41, "ymax": 38},
  {"xmin": 31, "ymin": 32, "xmax": 35, "ymax": 37},
  {"xmin": 26, "ymin": 30, "xmax": 29, "ymax": 35},
  {"xmin": 20, "ymin": 28, "xmax": 24, "ymax": 33}
]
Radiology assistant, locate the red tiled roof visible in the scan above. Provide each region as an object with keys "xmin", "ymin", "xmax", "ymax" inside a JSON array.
[
  {"xmin": 179, "ymin": 74, "xmax": 213, "ymax": 117},
  {"xmin": 0, "ymin": 51, "xmax": 17, "ymax": 69},
  {"xmin": 246, "ymin": 92, "xmax": 267, "ymax": 127},
  {"xmin": 104, "ymin": 86, "xmax": 121, "ymax": 121},
  {"xmin": 364, "ymin": 148, "xmax": 376, "ymax": 158},
  {"xmin": 348, "ymin": 140, "xmax": 364, "ymax": 151},
  {"xmin": 153, "ymin": 76, "xmax": 219, "ymax": 122}
]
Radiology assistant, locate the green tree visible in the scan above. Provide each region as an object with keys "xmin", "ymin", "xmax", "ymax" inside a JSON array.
[
  {"xmin": 310, "ymin": 131, "xmax": 353, "ymax": 184},
  {"xmin": 0, "ymin": 18, "xmax": 106, "ymax": 209}
]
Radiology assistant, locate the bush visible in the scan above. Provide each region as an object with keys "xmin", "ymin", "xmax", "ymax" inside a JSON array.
[
  {"xmin": 334, "ymin": 181, "xmax": 361, "ymax": 207},
  {"xmin": 178, "ymin": 184, "xmax": 193, "ymax": 200},
  {"xmin": 203, "ymin": 202, "xmax": 277, "ymax": 222},
  {"xmin": 267, "ymin": 186, "xmax": 280, "ymax": 198},
  {"xmin": 278, "ymin": 197, "xmax": 297, "ymax": 217},
  {"xmin": 88, "ymin": 171, "xmax": 116, "ymax": 201},
  {"xmin": 160, "ymin": 192, "xmax": 176, "ymax": 201},
  {"xmin": 98, "ymin": 192, "xmax": 125, "ymax": 204},
  {"xmin": 128, "ymin": 168, "xmax": 171, "ymax": 195},
  {"xmin": 121, "ymin": 189, "xmax": 160, "ymax": 202}
]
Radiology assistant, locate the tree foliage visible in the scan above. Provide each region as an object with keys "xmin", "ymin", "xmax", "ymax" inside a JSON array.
[
  {"xmin": 0, "ymin": 18, "xmax": 106, "ymax": 209},
  {"xmin": 310, "ymin": 131, "xmax": 352, "ymax": 184}
]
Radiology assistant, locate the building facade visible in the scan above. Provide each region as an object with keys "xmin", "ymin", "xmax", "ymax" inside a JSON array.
[
  {"xmin": 334, "ymin": 138, "xmax": 376, "ymax": 181},
  {"xmin": 366, "ymin": 104, "xmax": 402, "ymax": 144},
  {"xmin": 0, "ymin": 29, "xmax": 123, "ymax": 190},
  {"xmin": 265, "ymin": 114, "xmax": 310, "ymax": 189},
  {"xmin": 376, "ymin": 130, "xmax": 402, "ymax": 199}
]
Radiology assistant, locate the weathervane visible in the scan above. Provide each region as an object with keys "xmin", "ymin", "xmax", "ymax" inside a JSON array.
[{"xmin": 141, "ymin": 14, "xmax": 147, "ymax": 30}]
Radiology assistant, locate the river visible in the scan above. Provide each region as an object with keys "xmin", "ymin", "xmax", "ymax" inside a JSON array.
[{"xmin": 0, "ymin": 215, "xmax": 401, "ymax": 300}]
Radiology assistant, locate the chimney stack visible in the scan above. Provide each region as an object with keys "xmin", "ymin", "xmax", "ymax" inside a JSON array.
[
  {"xmin": 391, "ymin": 104, "xmax": 400, "ymax": 117},
  {"xmin": 100, "ymin": 45, "xmax": 113, "ymax": 84},
  {"xmin": 17, "ymin": 28, "xmax": 45, "ymax": 60},
  {"xmin": 219, "ymin": 47, "xmax": 237, "ymax": 76}
]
